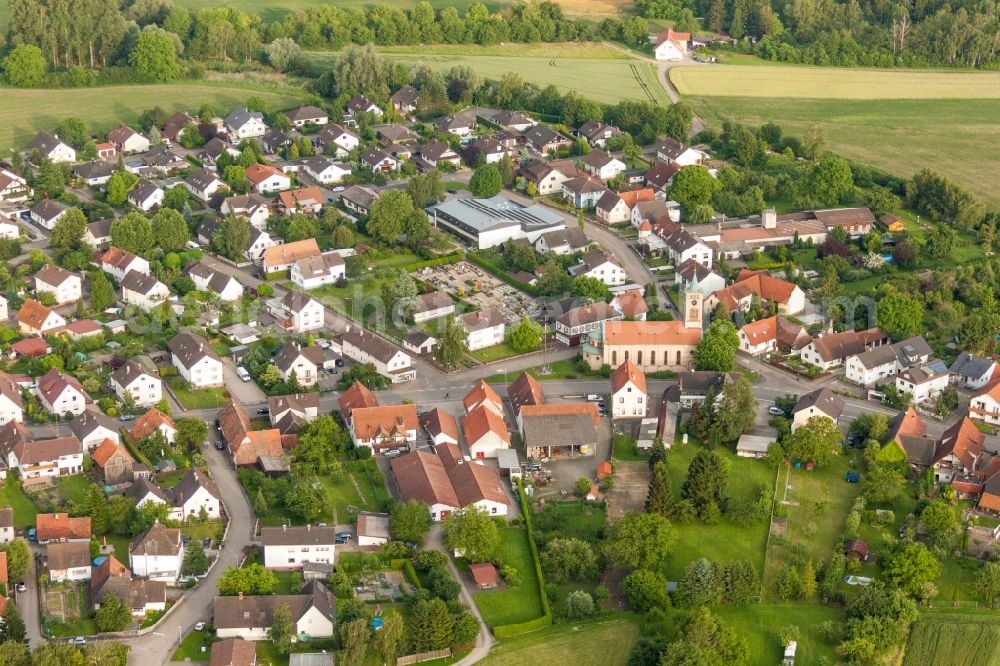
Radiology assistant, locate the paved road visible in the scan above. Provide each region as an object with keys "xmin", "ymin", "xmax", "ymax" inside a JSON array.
[
  {"xmin": 426, "ymin": 525, "xmax": 495, "ymax": 665},
  {"xmin": 118, "ymin": 435, "xmax": 254, "ymax": 665},
  {"xmin": 19, "ymin": 556, "xmax": 42, "ymax": 648}
]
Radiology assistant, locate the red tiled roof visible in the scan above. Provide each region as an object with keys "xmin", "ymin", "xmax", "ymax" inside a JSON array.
[
  {"xmin": 130, "ymin": 408, "xmax": 175, "ymax": 441},
  {"xmin": 463, "ymin": 405, "xmax": 510, "ymax": 446},
  {"xmin": 611, "ymin": 360, "xmax": 646, "ymax": 395},
  {"xmin": 36, "ymin": 513, "xmax": 91, "ymax": 541}
]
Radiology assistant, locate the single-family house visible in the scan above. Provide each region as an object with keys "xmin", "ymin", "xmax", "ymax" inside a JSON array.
[
  {"xmin": 458, "ymin": 308, "xmax": 505, "ymax": 351},
  {"xmin": 268, "ymin": 393, "xmax": 320, "ymax": 437},
  {"xmin": 653, "ymin": 28, "xmax": 689, "ymax": 61},
  {"xmin": 345, "ymin": 95, "xmax": 383, "ymax": 120},
  {"xmin": 535, "ymin": 227, "xmax": 590, "ymax": 255},
  {"xmin": 261, "ymin": 238, "xmax": 321, "ymax": 273},
  {"xmin": 168, "ymin": 469, "xmax": 221, "ymax": 522},
  {"xmin": 738, "ymin": 315, "xmax": 810, "ymax": 356},
  {"xmin": 290, "ymin": 252, "xmax": 345, "ymax": 289},
  {"xmin": 225, "ymin": 108, "xmax": 267, "ymax": 139},
  {"xmin": 188, "ymin": 262, "xmax": 244, "ymax": 302},
  {"xmin": 27, "ymin": 131, "xmax": 76, "ymax": 163},
  {"xmin": 412, "ymin": 292, "xmax": 455, "ymax": 323},
  {"xmin": 100, "ymin": 246, "xmax": 150, "ymax": 281},
  {"xmin": 653, "ymin": 137, "xmax": 705, "ymax": 166},
  {"xmin": 315, "ymin": 124, "xmax": 359, "ymax": 157},
  {"xmin": 896, "ymin": 361, "xmax": 951, "ymax": 404},
  {"xmin": 47, "ymin": 542, "xmax": 92, "ymax": 582},
  {"xmin": 799, "ymin": 327, "xmax": 890, "ymax": 372},
  {"xmin": 37, "ymin": 368, "xmax": 88, "ymax": 416},
  {"xmin": 33, "ymin": 265, "xmax": 82, "ymax": 305},
  {"xmin": 0, "ymin": 168, "xmax": 32, "ymax": 202},
  {"xmin": 2, "ymin": 429, "xmax": 83, "ymax": 481},
  {"xmin": 107, "ymin": 125, "xmax": 149, "ymax": 154},
  {"xmin": 574, "ymin": 120, "xmax": 622, "ymax": 148},
  {"xmin": 390, "ymin": 85, "xmax": 419, "ymax": 114},
  {"xmin": 268, "ymin": 291, "xmax": 325, "ymax": 333},
  {"xmin": 127, "ymin": 179, "xmax": 163, "ymax": 212},
  {"xmin": 168, "ymin": 331, "xmax": 224, "ymax": 388},
  {"xmin": 73, "ymin": 161, "xmax": 114, "ymax": 187},
  {"xmin": 569, "ymin": 250, "xmax": 627, "ymax": 286},
  {"xmin": 36, "ymin": 513, "xmax": 91, "ymax": 543},
  {"xmin": 286, "ymin": 106, "xmax": 329, "ymax": 128},
  {"xmin": 339, "ymin": 185, "xmax": 379, "ymax": 216},
  {"xmin": 68, "ymin": 406, "xmax": 119, "ymax": 450},
  {"xmin": 129, "ymin": 523, "xmax": 184, "ymax": 582},
  {"xmin": 360, "ymin": 147, "xmax": 398, "ymax": 172},
  {"xmin": 612, "ymin": 360, "xmax": 647, "ymax": 418},
  {"xmin": 340, "ymin": 327, "xmax": 415, "ymax": 383},
  {"xmin": 274, "ymin": 342, "xmax": 326, "ymax": 388},
  {"xmin": 213, "ymin": 581, "xmax": 336, "ymax": 640},
  {"xmin": 579, "ymin": 150, "xmax": 626, "ymax": 180},
  {"xmin": 555, "ymin": 302, "xmax": 622, "ymax": 347},
  {"xmin": 111, "ymin": 360, "xmax": 162, "ymax": 407},
  {"xmin": 245, "ymin": 164, "xmax": 291, "ymax": 194},
  {"xmin": 184, "ymin": 168, "xmax": 224, "ymax": 202},
  {"xmin": 303, "ymin": 156, "xmax": 349, "ymax": 186},
  {"xmin": 121, "ymin": 270, "xmax": 171, "ymax": 312},
  {"xmin": 419, "ymin": 140, "xmax": 461, "ymax": 168},
  {"xmin": 791, "ymin": 387, "xmax": 845, "ymax": 431},
  {"xmin": 523, "ymin": 125, "xmax": 573, "ymax": 154},
  {"xmin": 611, "ymin": 288, "xmax": 649, "ymax": 320},
  {"xmin": 30, "ymin": 199, "xmax": 68, "ymax": 229},
  {"xmin": 0, "ymin": 372, "xmax": 23, "ymax": 425},
  {"xmin": 221, "ymin": 194, "xmax": 271, "ymax": 228},
  {"xmin": 218, "ymin": 399, "xmax": 283, "ymax": 467},
  {"xmin": 950, "ymin": 353, "xmax": 997, "ymax": 390},
  {"xmin": 561, "ymin": 176, "xmax": 607, "ymax": 209}
]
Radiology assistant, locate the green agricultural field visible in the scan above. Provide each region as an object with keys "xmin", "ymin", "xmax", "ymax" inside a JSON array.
[
  {"xmin": 0, "ymin": 83, "xmax": 304, "ymax": 154},
  {"xmin": 310, "ymin": 44, "xmax": 667, "ymax": 105},
  {"xmin": 472, "ymin": 526, "xmax": 544, "ymax": 627},
  {"xmin": 673, "ymin": 64, "xmax": 1000, "ymax": 206},
  {"xmin": 664, "ymin": 443, "xmax": 774, "ymax": 581},
  {"xmin": 479, "ymin": 614, "xmax": 642, "ymax": 666},
  {"xmin": 903, "ymin": 611, "xmax": 1000, "ymax": 666}
]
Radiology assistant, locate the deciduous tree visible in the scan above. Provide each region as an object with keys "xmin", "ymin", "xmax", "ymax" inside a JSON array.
[
  {"xmin": 443, "ymin": 507, "xmax": 498, "ymax": 563},
  {"xmin": 606, "ymin": 511, "xmax": 675, "ymax": 571}
]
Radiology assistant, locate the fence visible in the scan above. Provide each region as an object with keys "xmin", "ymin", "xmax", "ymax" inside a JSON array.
[{"xmin": 396, "ymin": 649, "xmax": 451, "ymax": 665}]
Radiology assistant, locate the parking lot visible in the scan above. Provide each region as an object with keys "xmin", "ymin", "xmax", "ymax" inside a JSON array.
[{"xmin": 413, "ymin": 260, "xmax": 541, "ymax": 322}]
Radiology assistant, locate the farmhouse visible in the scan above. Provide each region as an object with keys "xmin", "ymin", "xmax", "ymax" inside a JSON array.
[
  {"xmin": 219, "ymin": 399, "xmax": 283, "ymax": 467},
  {"xmin": 349, "ymin": 404, "xmax": 419, "ymax": 452},
  {"xmin": 390, "ymin": 443, "xmax": 509, "ymax": 520},
  {"xmin": 422, "ymin": 408, "xmax": 460, "ymax": 447},
  {"xmin": 507, "ymin": 371, "xmax": 546, "ymax": 416},
  {"xmin": 653, "ymin": 28, "xmax": 689, "ymax": 61},
  {"xmin": 91, "ymin": 438, "xmax": 134, "ymax": 485},
  {"xmin": 463, "ymin": 405, "xmax": 511, "ymax": 459},
  {"xmin": 799, "ymin": 327, "xmax": 890, "ymax": 372},
  {"xmin": 519, "ymin": 403, "xmax": 600, "ymax": 459},
  {"xmin": 707, "ymin": 269, "xmax": 806, "ymax": 316}
]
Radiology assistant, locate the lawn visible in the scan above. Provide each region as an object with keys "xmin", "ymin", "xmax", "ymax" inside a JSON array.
[
  {"xmin": 29, "ymin": 474, "xmax": 92, "ymax": 509},
  {"xmin": 713, "ymin": 603, "xmax": 842, "ymax": 666},
  {"xmin": 172, "ymin": 629, "xmax": 214, "ymax": 661},
  {"xmin": 765, "ymin": 456, "xmax": 862, "ymax": 594},
  {"xmin": 470, "ymin": 342, "xmax": 528, "ymax": 364},
  {"xmin": 310, "ymin": 278, "xmax": 392, "ymax": 320},
  {"xmin": 316, "ymin": 465, "xmax": 391, "ymax": 525},
  {"xmin": 533, "ymin": 500, "xmax": 606, "ymax": 544},
  {"xmin": 0, "ymin": 84, "xmax": 304, "ymax": 153},
  {"xmin": 472, "ymin": 527, "xmax": 544, "ymax": 628},
  {"xmin": 310, "ymin": 46, "xmax": 667, "ymax": 105},
  {"xmin": 663, "ymin": 443, "xmax": 774, "ymax": 581},
  {"xmin": 0, "ymin": 472, "xmax": 39, "ymax": 527},
  {"xmin": 903, "ymin": 610, "xmax": 1000, "ymax": 666},
  {"xmin": 479, "ymin": 614, "xmax": 642, "ymax": 666},
  {"xmin": 166, "ymin": 377, "xmax": 229, "ymax": 410}
]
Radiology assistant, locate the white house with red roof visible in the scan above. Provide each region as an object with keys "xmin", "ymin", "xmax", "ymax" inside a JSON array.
[
  {"xmin": 653, "ymin": 29, "xmax": 690, "ymax": 61},
  {"xmin": 611, "ymin": 360, "xmax": 647, "ymax": 418}
]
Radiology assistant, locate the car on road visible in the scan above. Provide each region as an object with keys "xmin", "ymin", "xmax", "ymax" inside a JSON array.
[
  {"xmin": 16, "ymin": 582, "xmax": 26, "ymax": 593},
  {"xmin": 767, "ymin": 406, "xmax": 785, "ymax": 416},
  {"xmin": 332, "ymin": 186, "xmax": 345, "ymax": 192},
  {"xmin": 27, "ymin": 528, "xmax": 36, "ymax": 542},
  {"xmin": 215, "ymin": 440, "xmax": 226, "ymax": 450},
  {"xmin": 71, "ymin": 637, "xmax": 87, "ymax": 646},
  {"xmin": 120, "ymin": 414, "xmax": 136, "ymax": 421},
  {"xmin": 384, "ymin": 449, "xmax": 402, "ymax": 459},
  {"xmin": 194, "ymin": 622, "xmax": 206, "ymax": 631},
  {"xmin": 586, "ymin": 394, "xmax": 604, "ymax": 403}
]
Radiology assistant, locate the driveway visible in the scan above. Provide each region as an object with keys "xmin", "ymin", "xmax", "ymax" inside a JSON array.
[
  {"xmin": 426, "ymin": 525, "xmax": 495, "ymax": 665},
  {"xmin": 221, "ymin": 360, "xmax": 267, "ymax": 404},
  {"xmin": 120, "ymin": 435, "xmax": 254, "ymax": 665},
  {"xmin": 18, "ymin": 555, "xmax": 42, "ymax": 648}
]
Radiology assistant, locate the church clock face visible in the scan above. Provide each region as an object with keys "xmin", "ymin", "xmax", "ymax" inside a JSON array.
[{"xmin": 688, "ymin": 297, "xmax": 700, "ymax": 321}]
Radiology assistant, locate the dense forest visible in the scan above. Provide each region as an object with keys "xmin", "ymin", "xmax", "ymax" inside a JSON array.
[{"xmin": 639, "ymin": 0, "xmax": 1000, "ymax": 67}]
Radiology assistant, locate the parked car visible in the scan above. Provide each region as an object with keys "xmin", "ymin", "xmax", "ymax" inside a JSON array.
[
  {"xmin": 16, "ymin": 582, "xmax": 26, "ymax": 593},
  {"xmin": 767, "ymin": 406, "xmax": 784, "ymax": 416},
  {"xmin": 237, "ymin": 367, "xmax": 251, "ymax": 382},
  {"xmin": 384, "ymin": 449, "xmax": 402, "ymax": 459},
  {"xmin": 71, "ymin": 637, "xmax": 86, "ymax": 646},
  {"xmin": 27, "ymin": 528, "xmax": 36, "ymax": 542},
  {"xmin": 586, "ymin": 394, "xmax": 603, "ymax": 403},
  {"xmin": 194, "ymin": 622, "xmax": 206, "ymax": 631},
  {"xmin": 257, "ymin": 407, "xmax": 269, "ymax": 415},
  {"xmin": 120, "ymin": 414, "xmax": 136, "ymax": 421},
  {"xmin": 335, "ymin": 536, "xmax": 349, "ymax": 544},
  {"xmin": 336, "ymin": 532, "xmax": 351, "ymax": 540},
  {"xmin": 215, "ymin": 440, "xmax": 226, "ymax": 450}
]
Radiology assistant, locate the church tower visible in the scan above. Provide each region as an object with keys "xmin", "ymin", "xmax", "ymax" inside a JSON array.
[{"xmin": 684, "ymin": 289, "xmax": 703, "ymax": 329}]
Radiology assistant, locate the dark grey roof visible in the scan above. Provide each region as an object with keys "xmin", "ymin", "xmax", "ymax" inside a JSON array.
[
  {"xmin": 213, "ymin": 581, "xmax": 335, "ymax": 630},
  {"xmin": 950, "ymin": 352, "xmax": 995, "ymax": 380},
  {"xmin": 561, "ymin": 176, "xmax": 606, "ymax": 195},
  {"xmin": 361, "ymin": 147, "xmax": 393, "ymax": 165},
  {"xmin": 87, "ymin": 218, "xmax": 113, "ymax": 239},
  {"xmin": 225, "ymin": 107, "xmax": 264, "ymax": 130},
  {"xmin": 521, "ymin": 412, "xmax": 598, "ymax": 448},
  {"xmin": 129, "ymin": 178, "xmax": 161, "ymax": 203},
  {"xmin": 130, "ymin": 523, "xmax": 181, "ymax": 557},
  {"xmin": 341, "ymin": 327, "xmax": 401, "ymax": 365},
  {"xmin": 35, "ymin": 264, "xmax": 77, "ymax": 289},
  {"xmin": 112, "ymin": 360, "xmax": 153, "ymax": 388},
  {"xmin": 261, "ymin": 524, "xmax": 337, "ymax": 547},
  {"xmin": 390, "ymin": 85, "xmax": 419, "ymax": 106},
  {"xmin": 167, "ymin": 469, "xmax": 221, "ymax": 506},
  {"xmin": 186, "ymin": 168, "xmax": 221, "ymax": 191},
  {"xmin": 31, "ymin": 199, "xmax": 67, "ymax": 222},
  {"xmin": 68, "ymin": 406, "xmax": 117, "ymax": 440},
  {"xmin": 458, "ymin": 307, "xmax": 504, "ymax": 332},
  {"xmin": 420, "ymin": 140, "xmax": 457, "ymax": 161},
  {"xmin": 280, "ymin": 290, "xmax": 321, "ymax": 314},
  {"xmin": 273, "ymin": 342, "xmax": 325, "ymax": 373},
  {"xmin": 73, "ymin": 161, "xmax": 114, "ymax": 180},
  {"xmin": 27, "ymin": 131, "xmax": 69, "ymax": 155},
  {"xmin": 346, "ymin": 94, "xmax": 380, "ymax": 114},
  {"xmin": 167, "ymin": 331, "xmax": 221, "ymax": 368},
  {"xmin": 792, "ymin": 387, "xmax": 845, "ymax": 420},
  {"xmin": 524, "ymin": 124, "xmax": 568, "ymax": 147},
  {"xmin": 121, "ymin": 270, "xmax": 164, "ymax": 295},
  {"xmin": 340, "ymin": 185, "xmax": 378, "ymax": 209},
  {"xmin": 578, "ymin": 149, "xmax": 618, "ymax": 169},
  {"xmin": 375, "ymin": 124, "xmax": 418, "ymax": 143},
  {"xmin": 125, "ymin": 478, "xmax": 170, "ymax": 504},
  {"xmin": 286, "ymin": 106, "xmax": 328, "ymax": 122}
]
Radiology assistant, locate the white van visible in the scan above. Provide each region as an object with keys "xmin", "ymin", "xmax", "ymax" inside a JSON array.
[{"xmin": 236, "ymin": 367, "xmax": 251, "ymax": 382}]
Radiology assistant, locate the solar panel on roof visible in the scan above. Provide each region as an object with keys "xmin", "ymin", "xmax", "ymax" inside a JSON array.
[{"xmin": 930, "ymin": 361, "xmax": 947, "ymax": 373}]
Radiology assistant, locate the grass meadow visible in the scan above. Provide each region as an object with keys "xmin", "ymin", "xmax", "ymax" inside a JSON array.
[
  {"xmin": 0, "ymin": 83, "xmax": 303, "ymax": 154},
  {"xmin": 672, "ymin": 64, "xmax": 1000, "ymax": 205},
  {"xmin": 310, "ymin": 44, "xmax": 667, "ymax": 105}
]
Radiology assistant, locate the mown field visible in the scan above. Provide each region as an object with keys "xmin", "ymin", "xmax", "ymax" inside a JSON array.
[
  {"xmin": 479, "ymin": 614, "xmax": 642, "ymax": 666},
  {"xmin": 672, "ymin": 64, "xmax": 1000, "ymax": 206},
  {"xmin": 310, "ymin": 43, "xmax": 667, "ymax": 105},
  {"xmin": 903, "ymin": 612, "xmax": 1000, "ymax": 666},
  {"xmin": 0, "ymin": 83, "xmax": 304, "ymax": 153}
]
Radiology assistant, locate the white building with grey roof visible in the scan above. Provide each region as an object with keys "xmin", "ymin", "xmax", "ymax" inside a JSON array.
[{"xmin": 428, "ymin": 195, "xmax": 565, "ymax": 249}]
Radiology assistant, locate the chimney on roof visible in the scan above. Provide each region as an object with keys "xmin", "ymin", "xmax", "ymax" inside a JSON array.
[
  {"xmin": 762, "ymin": 208, "xmax": 777, "ymax": 230},
  {"xmin": 307, "ymin": 524, "xmax": 311, "ymax": 531},
  {"xmin": 238, "ymin": 591, "xmax": 243, "ymax": 600},
  {"xmin": 396, "ymin": 416, "xmax": 404, "ymax": 426}
]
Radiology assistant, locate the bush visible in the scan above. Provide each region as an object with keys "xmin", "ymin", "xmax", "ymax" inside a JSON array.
[
  {"xmin": 413, "ymin": 550, "xmax": 448, "ymax": 572},
  {"xmin": 500, "ymin": 564, "xmax": 520, "ymax": 587},
  {"xmin": 564, "ymin": 590, "xmax": 595, "ymax": 619}
]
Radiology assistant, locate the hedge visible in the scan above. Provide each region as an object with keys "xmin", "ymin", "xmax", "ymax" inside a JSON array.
[
  {"xmin": 401, "ymin": 251, "xmax": 463, "ymax": 272},
  {"xmin": 492, "ymin": 479, "xmax": 552, "ymax": 637},
  {"xmin": 400, "ymin": 560, "xmax": 422, "ymax": 589},
  {"xmin": 265, "ymin": 270, "xmax": 289, "ymax": 281},
  {"xmin": 466, "ymin": 252, "xmax": 540, "ymax": 297}
]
